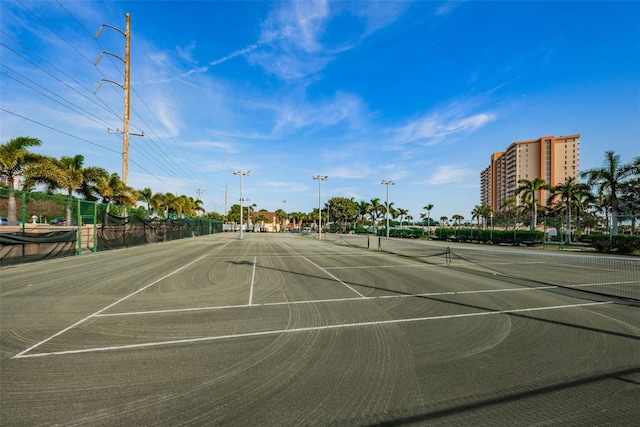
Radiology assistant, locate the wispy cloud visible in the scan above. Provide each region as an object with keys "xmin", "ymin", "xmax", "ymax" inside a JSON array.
[
  {"xmin": 435, "ymin": 1, "xmax": 464, "ymax": 16},
  {"xmin": 419, "ymin": 164, "xmax": 474, "ymax": 186},
  {"xmin": 327, "ymin": 163, "xmax": 375, "ymax": 179},
  {"xmin": 273, "ymin": 91, "xmax": 367, "ymax": 134},
  {"xmin": 390, "ymin": 102, "xmax": 496, "ymax": 147},
  {"xmin": 248, "ymin": 0, "xmax": 407, "ymax": 80}
]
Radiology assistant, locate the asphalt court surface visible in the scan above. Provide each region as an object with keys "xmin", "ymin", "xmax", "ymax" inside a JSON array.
[{"xmin": 1, "ymin": 232, "xmax": 639, "ymax": 425}]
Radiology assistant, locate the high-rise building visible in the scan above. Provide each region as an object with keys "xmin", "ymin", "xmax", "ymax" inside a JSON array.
[{"xmin": 480, "ymin": 134, "xmax": 580, "ymax": 212}]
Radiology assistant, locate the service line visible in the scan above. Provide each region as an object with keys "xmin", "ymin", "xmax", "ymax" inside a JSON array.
[{"xmin": 301, "ymin": 254, "xmax": 365, "ymax": 298}]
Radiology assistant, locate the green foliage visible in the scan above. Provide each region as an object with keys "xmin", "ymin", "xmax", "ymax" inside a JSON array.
[
  {"xmin": 327, "ymin": 197, "xmax": 359, "ymax": 232},
  {"xmin": 377, "ymin": 227, "xmax": 424, "ymax": 238},
  {"xmin": 579, "ymin": 234, "xmax": 640, "ymax": 254},
  {"xmin": 350, "ymin": 226, "xmax": 372, "ymax": 234}
]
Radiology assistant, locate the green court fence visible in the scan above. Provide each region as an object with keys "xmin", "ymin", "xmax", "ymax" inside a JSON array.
[{"xmin": 0, "ymin": 188, "xmax": 222, "ymax": 266}]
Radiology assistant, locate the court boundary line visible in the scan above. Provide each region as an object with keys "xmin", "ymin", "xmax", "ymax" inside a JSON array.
[
  {"xmin": 13, "ymin": 301, "xmax": 613, "ymax": 359},
  {"xmin": 12, "ymin": 253, "xmax": 214, "ymax": 359}
]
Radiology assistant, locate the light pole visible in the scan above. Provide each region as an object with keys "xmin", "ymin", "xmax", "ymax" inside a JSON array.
[
  {"xmin": 234, "ymin": 170, "xmax": 250, "ymax": 240},
  {"xmin": 282, "ymin": 199, "xmax": 287, "ymax": 232},
  {"xmin": 313, "ymin": 175, "xmax": 328, "ymax": 239},
  {"xmin": 490, "ymin": 211, "xmax": 494, "ymax": 242},
  {"xmin": 381, "ymin": 180, "xmax": 395, "ymax": 239}
]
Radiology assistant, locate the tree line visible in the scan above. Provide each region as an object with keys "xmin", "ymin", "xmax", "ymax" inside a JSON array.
[
  {"xmin": 2, "ymin": 137, "xmax": 638, "ymax": 241},
  {"xmin": 0, "ymin": 136, "xmax": 204, "ymax": 224},
  {"xmin": 470, "ymin": 151, "xmax": 639, "ymax": 243}
]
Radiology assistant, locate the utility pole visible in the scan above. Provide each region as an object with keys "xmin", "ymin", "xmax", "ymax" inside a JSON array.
[
  {"xmin": 195, "ymin": 188, "xmax": 205, "ymax": 216},
  {"xmin": 94, "ymin": 13, "xmax": 142, "ymax": 185}
]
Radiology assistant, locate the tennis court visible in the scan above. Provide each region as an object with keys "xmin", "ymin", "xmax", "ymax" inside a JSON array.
[{"xmin": 1, "ymin": 232, "xmax": 638, "ymax": 425}]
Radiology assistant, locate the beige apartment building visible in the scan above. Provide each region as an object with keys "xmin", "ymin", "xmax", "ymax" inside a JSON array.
[{"xmin": 481, "ymin": 134, "xmax": 580, "ymax": 212}]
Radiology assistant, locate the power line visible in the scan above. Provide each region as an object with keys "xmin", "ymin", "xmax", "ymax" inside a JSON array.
[{"xmin": 4, "ymin": 0, "xmax": 219, "ymax": 209}]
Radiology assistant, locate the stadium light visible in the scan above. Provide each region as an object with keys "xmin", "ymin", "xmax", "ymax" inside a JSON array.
[
  {"xmin": 313, "ymin": 175, "xmax": 328, "ymax": 240},
  {"xmin": 234, "ymin": 170, "xmax": 250, "ymax": 240},
  {"xmin": 381, "ymin": 180, "xmax": 395, "ymax": 240}
]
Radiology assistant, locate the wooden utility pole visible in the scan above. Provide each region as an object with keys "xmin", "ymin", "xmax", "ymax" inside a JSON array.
[
  {"xmin": 94, "ymin": 13, "xmax": 141, "ymax": 185},
  {"xmin": 122, "ymin": 13, "xmax": 131, "ymax": 185}
]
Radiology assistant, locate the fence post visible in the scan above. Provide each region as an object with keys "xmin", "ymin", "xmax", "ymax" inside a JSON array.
[
  {"xmin": 21, "ymin": 192, "xmax": 26, "ymax": 232},
  {"xmin": 93, "ymin": 202, "xmax": 98, "ymax": 252},
  {"xmin": 77, "ymin": 198, "xmax": 82, "ymax": 255},
  {"xmin": 21, "ymin": 191, "xmax": 26, "ymax": 260}
]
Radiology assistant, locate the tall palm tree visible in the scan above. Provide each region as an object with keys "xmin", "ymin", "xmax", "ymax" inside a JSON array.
[
  {"xmin": 357, "ymin": 200, "xmax": 370, "ymax": 227},
  {"xmin": 423, "ymin": 204, "xmax": 434, "ymax": 227},
  {"xmin": 0, "ymin": 136, "xmax": 43, "ymax": 224},
  {"xmin": 515, "ymin": 177, "xmax": 550, "ymax": 230},
  {"xmin": 368, "ymin": 197, "xmax": 384, "ymax": 229},
  {"xmin": 397, "ymin": 208, "xmax": 409, "ymax": 229},
  {"xmin": 548, "ymin": 176, "xmax": 591, "ymax": 244},
  {"xmin": 471, "ymin": 205, "xmax": 482, "ymax": 228},
  {"xmin": 582, "ymin": 151, "xmax": 638, "ymax": 235}
]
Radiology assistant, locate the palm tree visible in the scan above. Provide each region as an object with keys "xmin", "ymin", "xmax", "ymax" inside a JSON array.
[
  {"xmin": 275, "ymin": 208, "xmax": 287, "ymax": 231},
  {"xmin": 0, "ymin": 136, "xmax": 43, "ymax": 224},
  {"xmin": 515, "ymin": 177, "xmax": 550, "ymax": 230},
  {"xmin": 368, "ymin": 197, "xmax": 384, "ymax": 229},
  {"xmin": 548, "ymin": 176, "xmax": 591, "ymax": 244},
  {"xmin": 471, "ymin": 205, "xmax": 482, "ymax": 228},
  {"xmin": 357, "ymin": 200, "xmax": 370, "ymax": 228},
  {"xmin": 397, "ymin": 208, "xmax": 409, "ymax": 229},
  {"xmin": 452, "ymin": 214, "xmax": 464, "ymax": 228},
  {"xmin": 150, "ymin": 192, "xmax": 169, "ymax": 217},
  {"xmin": 423, "ymin": 203, "xmax": 434, "ymax": 234},
  {"xmin": 619, "ymin": 176, "xmax": 640, "ymax": 235},
  {"xmin": 439, "ymin": 216, "xmax": 448, "ymax": 227},
  {"xmin": 24, "ymin": 154, "xmax": 107, "ymax": 223},
  {"xmin": 582, "ymin": 151, "xmax": 638, "ymax": 235},
  {"xmin": 137, "ymin": 187, "xmax": 154, "ymax": 210},
  {"xmin": 185, "ymin": 197, "xmax": 205, "ymax": 217}
]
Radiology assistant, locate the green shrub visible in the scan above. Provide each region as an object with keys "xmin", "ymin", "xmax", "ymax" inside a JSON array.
[{"xmin": 580, "ymin": 234, "xmax": 640, "ymax": 254}]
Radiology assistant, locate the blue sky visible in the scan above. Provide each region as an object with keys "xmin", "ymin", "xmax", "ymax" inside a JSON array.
[{"xmin": 1, "ymin": 1, "xmax": 639, "ymax": 221}]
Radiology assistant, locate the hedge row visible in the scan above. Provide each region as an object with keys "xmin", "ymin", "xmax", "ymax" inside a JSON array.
[
  {"xmin": 579, "ymin": 234, "xmax": 640, "ymax": 254},
  {"xmin": 377, "ymin": 227, "xmax": 425, "ymax": 238}
]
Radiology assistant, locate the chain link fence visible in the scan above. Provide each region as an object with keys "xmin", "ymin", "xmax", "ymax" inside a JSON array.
[{"xmin": 0, "ymin": 188, "xmax": 222, "ymax": 266}]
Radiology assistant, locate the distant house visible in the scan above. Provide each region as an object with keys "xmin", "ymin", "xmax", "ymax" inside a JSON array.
[{"xmin": 250, "ymin": 211, "xmax": 289, "ymax": 232}]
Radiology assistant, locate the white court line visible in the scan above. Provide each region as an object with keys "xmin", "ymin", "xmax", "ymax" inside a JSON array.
[
  {"xmin": 569, "ymin": 280, "xmax": 640, "ymax": 288},
  {"xmin": 96, "ymin": 285, "xmax": 559, "ymax": 317},
  {"xmin": 12, "ymin": 253, "xmax": 212, "ymax": 359},
  {"xmin": 324, "ymin": 264, "xmax": 435, "ymax": 270},
  {"xmin": 14, "ymin": 301, "xmax": 613, "ymax": 358},
  {"xmin": 249, "ymin": 256, "xmax": 257, "ymax": 305},
  {"xmin": 301, "ymin": 254, "xmax": 365, "ymax": 298}
]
